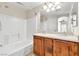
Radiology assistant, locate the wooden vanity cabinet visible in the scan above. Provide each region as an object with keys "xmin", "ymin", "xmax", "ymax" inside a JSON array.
[
  {"xmin": 53, "ymin": 39, "xmax": 69, "ymax": 56},
  {"xmin": 33, "ymin": 36, "xmax": 44, "ymax": 56},
  {"xmin": 68, "ymin": 42, "xmax": 78, "ymax": 56},
  {"xmin": 33, "ymin": 35, "xmax": 79, "ymax": 56},
  {"xmin": 53, "ymin": 39, "xmax": 78, "ymax": 56},
  {"xmin": 44, "ymin": 38, "xmax": 53, "ymax": 56}
]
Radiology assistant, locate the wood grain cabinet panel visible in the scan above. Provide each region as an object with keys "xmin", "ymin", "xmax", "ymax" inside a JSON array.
[
  {"xmin": 60, "ymin": 41, "xmax": 69, "ymax": 56},
  {"xmin": 53, "ymin": 40, "xmax": 69, "ymax": 56},
  {"xmin": 33, "ymin": 35, "xmax": 79, "ymax": 56},
  {"xmin": 53, "ymin": 40, "xmax": 61, "ymax": 56},
  {"xmin": 68, "ymin": 42, "xmax": 78, "ymax": 56},
  {"xmin": 33, "ymin": 36, "xmax": 44, "ymax": 56},
  {"xmin": 53, "ymin": 40, "xmax": 78, "ymax": 56},
  {"xmin": 45, "ymin": 38, "xmax": 53, "ymax": 56}
]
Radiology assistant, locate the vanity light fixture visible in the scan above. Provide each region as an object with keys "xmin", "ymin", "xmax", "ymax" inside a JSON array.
[
  {"xmin": 56, "ymin": 5, "xmax": 61, "ymax": 9},
  {"xmin": 51, "ymin": 7, "xmax": 55, "ymax": 11},
  {"xmin": 42, "ymin": 2, "xmax": 61, "ymax": 12},
  {"xmin": 43, "ymin": 5, "xmax": 47, "ymax": 10},
  {"xmin": 48, "ymin": 2, "xmax": 53, "ymax": 8}
]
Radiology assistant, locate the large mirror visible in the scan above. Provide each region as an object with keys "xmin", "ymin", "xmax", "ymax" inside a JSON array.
[{"xmin": 40, "ymin": 2, "xmax": 78, "ymax": 34}]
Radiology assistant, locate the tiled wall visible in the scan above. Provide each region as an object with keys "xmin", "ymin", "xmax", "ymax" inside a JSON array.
[{"xmin": 0, "ymin": 13, "xmax": 27, "ymax": 45}]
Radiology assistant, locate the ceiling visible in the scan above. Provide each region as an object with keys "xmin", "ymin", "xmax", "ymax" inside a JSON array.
[
  {"xmin": 0, "ymin": 2, "xmax": 78, "ymax": 17},
  {"xmin": 41, "ymin": 2, "xmax": 78, "ymax": 17},
  {"xmin": 0, "ymin": 2, "xmax": 42, "ymax": 11},
  {"xmin": 8, "ymin": 2, "xmax": 42, "ymax": 10}
]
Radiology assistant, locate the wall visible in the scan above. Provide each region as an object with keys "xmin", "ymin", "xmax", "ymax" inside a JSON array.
[
  {"xmin": 40, "ymin": 15, "xmax": 58, "ymax": 33},
  {"xmin": 73, "ymin": 3, "xmax": 79, "ymax": 35},
  {"xmin": 27, "ymin": 16, "xmax": 36, "ymax": 42},
  {"xmin": 26, "ymin": 6, "xmax": 40, "ymax": 42},
  {"xmin": 0, "ymin": 2, "xmax": 41, "ymax": 44},
  {"xmin": 0, "ymin": 13, "xmax": 27, "ymax": 45},
  {"xmin": 26, "ymin": 12, "xmax": 40, "ymax": 42},
  {"xmin": 0, "ymin": 3, "xmax": 28, "ymax": 45}
]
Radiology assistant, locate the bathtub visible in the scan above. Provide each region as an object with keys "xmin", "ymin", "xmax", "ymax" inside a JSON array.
[{"xmin": 0, "ymin": 40, "xmax": 32, "ymax": 56}]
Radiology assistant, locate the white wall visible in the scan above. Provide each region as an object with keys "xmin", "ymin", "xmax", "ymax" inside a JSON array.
[
  {"xmin": 73, "ymin": 3, "xmax": 79, "ymax": 35},
  {"xmin": 27, "ymin": 12, "xmax": 40, "ymax": 42},
  {"xmin": 0, "ymin": 3, "xmax": 41, "ymax": 45},
  {"xmin": 46, "ymin": 16, "xmax": 58, "ymax": 33},
  {"xmin": 0, "ymin": 13, "xmax": 27, "ymax": 45},
  {"xmin": 26, "ymin": 6, "xmax": 40, "ymax": 42},
  {"xmin": 0, "ymin": 2, "xmax": 41, "ymax": 45},
  {"xmin": 27, "ymin": 16, "xmax": 36, "ymax": 42},
  {"xmin": 0, "ymin": 3, "xmax": 28, "ymax": 45},
  {"xmin": 40, "ymin": 15, "xmax": 58, "ymax": 33}
]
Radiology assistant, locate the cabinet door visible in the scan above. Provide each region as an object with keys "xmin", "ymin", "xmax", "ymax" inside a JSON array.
[
  {"xmin": 33, "ymin": 36, "xmax": 39, "ymax": 55},
  {"xmin": 77, "ymin": 43, "xmax": 79, "ymax": 56},
  {"xmin": 39, "ymin": 37, "xmax": 44, "ymax": 56},
  {"xmin": 68, "ymin": 42, "xmax": 78, "ymax": 56},
  {"xmin": 33, "ymin": 36, "xmax": 44, "ymax": 56},
  {"xmin": 45, "ymin": 38, "xmax": 53, "ymax": 56},
  {"xmin": 53, "ymin": 40, "xmax": 69, "ymax": 56},
  {"xmin": 60, "ymin": 41, "xmax": 69, "ymax": 56},
  {"xmin": 53, "ymin": 40, "xmax": 62, "ymax": 56}
]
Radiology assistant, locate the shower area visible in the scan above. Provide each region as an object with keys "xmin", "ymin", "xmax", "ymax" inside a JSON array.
[{"xmin": 0, "ymin": 13, "xmax": 32, "ymax": 56}]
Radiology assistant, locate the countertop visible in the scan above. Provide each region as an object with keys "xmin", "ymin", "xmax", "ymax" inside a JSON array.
[{"xmin": 34, "ymin": 33, "xmax": 79, "ymax": 43}]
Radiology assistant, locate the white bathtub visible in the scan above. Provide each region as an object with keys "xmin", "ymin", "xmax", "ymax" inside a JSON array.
[{"xmin": 0, "ymin": 40, "xmax": 32, "ymax": 56}]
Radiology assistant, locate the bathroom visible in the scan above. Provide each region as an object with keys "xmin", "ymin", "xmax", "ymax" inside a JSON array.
[{"xmin": 0, "ymin": 2, "xmax": 79, "ymax": 56}]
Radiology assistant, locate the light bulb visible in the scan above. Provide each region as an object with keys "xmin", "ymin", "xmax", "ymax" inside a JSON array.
[
  {"xmin": 43, "ymin": 5, "xmax": 47, "ymax": 10},
  {"xmin": 48, "ymin": 3, "xmax": 53, "ymax": 8},
  {"xmin": 46, "ymin": 9, "xmax": 50, "ymax": 12},
  {"xmin": 56, "ymin": 5, "xmax": 61, "ymax": 9},
  {"xmin": 51, "ymin": 7, "xmax": 55, "ymax": 11}
]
